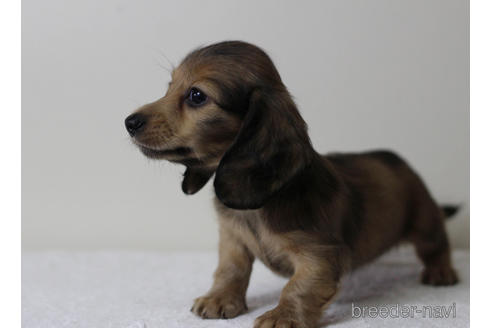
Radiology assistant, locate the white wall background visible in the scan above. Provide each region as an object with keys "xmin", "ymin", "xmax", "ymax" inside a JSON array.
[{"xmin": 22, "ymin": 0, "xmax": 469, "ymax": 250}]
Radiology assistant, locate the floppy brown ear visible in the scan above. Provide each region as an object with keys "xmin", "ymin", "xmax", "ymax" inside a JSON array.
[{"xmin": 214, "ymin": 88, "xmax": 313, "ymax": 209}]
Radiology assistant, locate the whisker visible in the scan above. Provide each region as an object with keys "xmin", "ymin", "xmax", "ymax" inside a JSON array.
[
  {"xmin": 153, "ymin": 58, "xmax": 172, "ymax": 73},
  {"xmin": 156, "ymin": 48, "xmax": 176, "ymax": 71},
  {"xmin": 151, "ymin": 47, "xmax": 175, "ymax": 73}
]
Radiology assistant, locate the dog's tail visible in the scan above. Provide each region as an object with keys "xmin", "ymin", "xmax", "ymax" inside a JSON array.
[{"xmin": 441, "ymin": 204, "xmax": 460, "ymax": 220}]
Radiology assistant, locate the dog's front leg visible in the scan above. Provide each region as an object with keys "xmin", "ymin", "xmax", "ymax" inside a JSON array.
[
  {"xmin": 254, "ymin": 252, "xmax": 341, "ymax": 328},
  {"xmin": 191, "ymin": 225, "xmax": 254, "ymax": 319}
]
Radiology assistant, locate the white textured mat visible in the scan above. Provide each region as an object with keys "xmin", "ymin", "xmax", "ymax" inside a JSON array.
[{"xmin": 22, "ymin": 246, "xmax": 469, "ymax": 328}]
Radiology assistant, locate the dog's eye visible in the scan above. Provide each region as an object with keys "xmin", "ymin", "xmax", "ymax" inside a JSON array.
[{"xmin": 186, "ymin": 87, "xmax": 208, "ymax": 107}]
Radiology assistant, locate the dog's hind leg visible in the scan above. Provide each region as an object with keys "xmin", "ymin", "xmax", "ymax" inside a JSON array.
[{"xmin": 409, "ymin": 202, "xmax": 459, "ymax": 286}]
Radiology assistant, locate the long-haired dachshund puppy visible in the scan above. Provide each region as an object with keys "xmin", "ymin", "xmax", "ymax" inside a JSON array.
[{"xmin": 125, "ymin": 41, "xmax": 458, "ymax": 328}]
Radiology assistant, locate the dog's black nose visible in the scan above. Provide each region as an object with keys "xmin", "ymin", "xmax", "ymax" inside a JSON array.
[{"xmin": 125, "ymin": 113, "xmax": 146, "ymax": 136}]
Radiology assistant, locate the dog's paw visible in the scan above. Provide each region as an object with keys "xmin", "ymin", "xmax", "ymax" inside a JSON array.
[
  {"xmin": 191, "ymin": 294, "xmax": 247, "ymax": 319},
  {"xmin": 421, "ymin": 266, "xmax": 459, "ymax": 286},
  {"xmin": 254, "ymin": 307, "xmax": 307, "ymax": 328}
]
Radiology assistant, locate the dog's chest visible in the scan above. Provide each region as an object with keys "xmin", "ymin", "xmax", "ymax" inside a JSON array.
[{"xmin": 217, "ymin": 204, "xmax": 295, "ymax": 277}]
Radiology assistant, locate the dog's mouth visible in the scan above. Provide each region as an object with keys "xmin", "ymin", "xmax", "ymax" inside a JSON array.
[
  {"xmin": 139, "ymin": 145, "xmax": 191, "ymax": 156},
  {"xmin": 137, "ymin": 144, "xmax": 204, "ymax": 167},
  {"xmin": 138, "ymin": 144, "xmax": 192, "ymax": 158}
]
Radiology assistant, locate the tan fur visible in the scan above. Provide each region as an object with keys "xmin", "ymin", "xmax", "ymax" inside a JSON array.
[
  {"xmin": 190, "ymin": 200, "xmax": 349, "ymax": 327},
  {"xmin": 130, "ymin": 64, "xmax": 241, "ymax": 166}
]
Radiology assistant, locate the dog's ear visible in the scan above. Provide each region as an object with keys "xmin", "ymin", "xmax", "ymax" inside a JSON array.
[
  {"xmin": 182, "ymin": 168, "xmax": 214, "ymax": 195},
  {"xmin": 214, "ymin": 88, "xmax": 312, "ymax": 209}
]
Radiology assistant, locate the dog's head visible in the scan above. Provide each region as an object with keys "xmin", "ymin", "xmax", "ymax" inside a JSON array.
[{"xmin": 125, "ymin": 41, "xmax": 313, "ymax": 209}]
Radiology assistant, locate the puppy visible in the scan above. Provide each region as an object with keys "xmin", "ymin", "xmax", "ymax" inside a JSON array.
[{"xmin": 125, "ymin": 41, "xmax": 458, "ymax": 328}]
